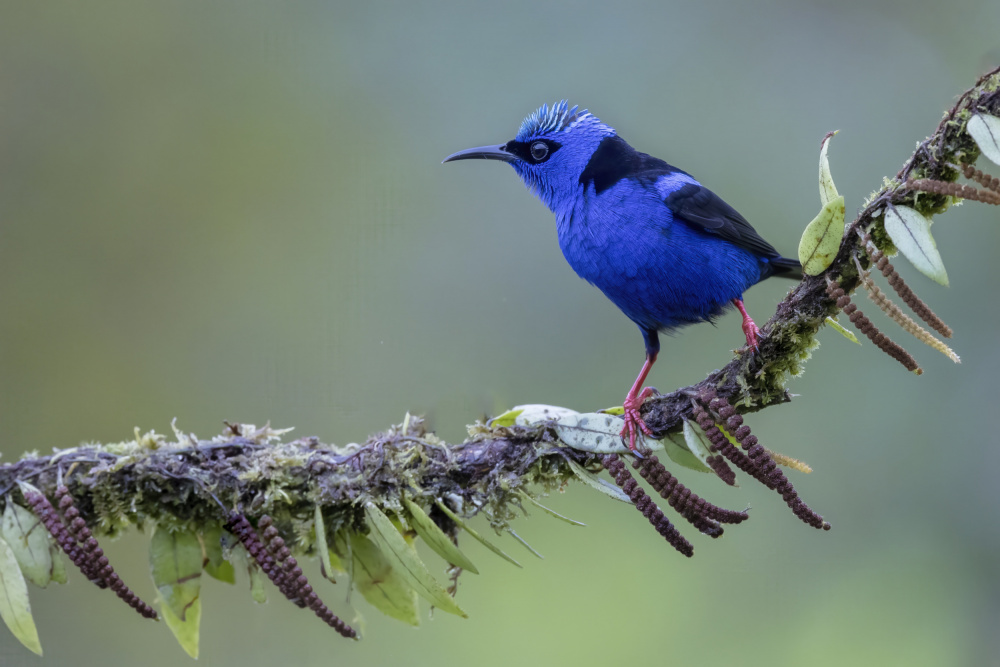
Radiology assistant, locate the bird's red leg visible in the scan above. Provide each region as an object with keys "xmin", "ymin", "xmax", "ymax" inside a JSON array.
[
  {"xmin": 733, "ymin": 298, "xmax": 760, "ymax": 350},
  {"xmin": 620, "ymin": 352, "xmax": 657, "ymax": 453}
]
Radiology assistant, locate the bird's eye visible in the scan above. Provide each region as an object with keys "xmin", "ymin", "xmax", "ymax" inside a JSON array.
[{"xmin": 530, "ymin": 141, "xmax": 549, "ymax": 161}]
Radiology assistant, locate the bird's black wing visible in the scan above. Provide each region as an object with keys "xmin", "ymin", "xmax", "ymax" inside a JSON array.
[{"xmin": 661, "ymin": 182, "xmax": 782, "ymax": 259}]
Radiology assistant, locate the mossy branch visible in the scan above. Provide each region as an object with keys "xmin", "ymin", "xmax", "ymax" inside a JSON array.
[{"xmin": 0, "ymin": 67, "xmax": 997, "ymax": 655}]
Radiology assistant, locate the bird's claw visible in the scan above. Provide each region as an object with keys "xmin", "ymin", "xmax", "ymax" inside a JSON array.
[
  {"xmin": 742, "ymin": 319, "xmax": 761, "ymax": 351},
  {"xmin": 620, "ymin": 387, "xmax": 656, "ymax": 454}
]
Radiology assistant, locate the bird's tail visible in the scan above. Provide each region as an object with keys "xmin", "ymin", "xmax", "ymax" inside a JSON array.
[{"xmin": 767, "ymin": 255, "xmax": 803, "ymax": 280}]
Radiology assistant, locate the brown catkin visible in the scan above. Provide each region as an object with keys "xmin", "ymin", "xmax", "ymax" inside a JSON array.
[
  {"xmin": 703, "ymin": 395, "xmax": 831, "ymax": 531},
  {"xmin": 25, "ymin": 487, "xmax": 157, "ymax": 619},
  {"xmin": 907, "ymin": 178, "xmax": 1000, "ymax": 205},
  {"xmin": 958, "ymin": 163, "xmax": 1000, "ymax": 194},
  {"xmin": 602, "ymin": 454, "xmax": 694, "ymax": 556},
  {"xmin": 227, "ymin": 513, "xmax": 356, "ymax": 638},
  {"xmin": 826, "ymin": 280, "xmax": 922, "ymax": 373},
  {"xmin": 635, "ymin": 455, "xmax": 749, "ymax": 526},
  {"xmin": 863, "ymin": 237, "xmax": 952, "ymax": 337}
]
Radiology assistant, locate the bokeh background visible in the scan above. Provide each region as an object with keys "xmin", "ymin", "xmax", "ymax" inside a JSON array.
[{"xmin": 2, "ymin": 2, "xmax": 999, "ymax": 665}]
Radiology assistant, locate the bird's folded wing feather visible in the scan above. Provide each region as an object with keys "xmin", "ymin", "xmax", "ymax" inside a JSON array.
[{"xmin": 660, "ymin": 182, "xmax": 781, "ymax": 259}]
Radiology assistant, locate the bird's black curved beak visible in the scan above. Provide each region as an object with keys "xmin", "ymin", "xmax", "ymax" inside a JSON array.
[{"xmin": 442, "ymin": 144, "xmax": 516, "ymax": 164}]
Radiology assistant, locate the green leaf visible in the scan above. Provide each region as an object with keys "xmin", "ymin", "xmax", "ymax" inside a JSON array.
[
  {"xmin": 663, "ymin": 432, "xmax": 713, "ymax": 473},
  {"xmin": 967, "ymin": 114, "xmax": 1000, "ymax": 166},
  {"xmin": 488, "ymin": 408, "xmax": 523, "ymax": 428},
  {"xmin": 565, "ymin": 459, "xmax": 632, "ymax": 504},
  {"xmin": 883, "ymin": 205, "xmax": 948, "ymax": 286},
  {"xmin": 434, "ymin": 500, "xmax": 523, "ymax": 568},
  {"xmin": 1, "ymin": 501, "xmax": 54, "ymax": 588},
  {"xmin": 506, "ymin": 529, "xmax": 542, "ymax": 559},
  {"xmin": 160, "ymin": 596, "xmax": 201, "ymax": 659},
  {"xmin": 364, "ymin": 503, "xmax": 467, "ymax": 617},
  {"xmin": 0, "ymin": 534, "xmax": 42, "ymax": 655},
  {"xmin": 149, "ymin": 527, "xmax": 203, "ymax": 622},
  {"xmin": 798, "ymin": 195, "xmax": 845, "ymax": 275},
  {"xmin": 200, "ymin": 524, "xmax": 235, "ymax": 584},
  {"xmin": 49, "ymin": 550, "xmax": 67, "ymax": 585},
  {"xmin": 519, "ymin": 491, "xmax": 586, "ymax": 526},
  {"xmin": 226, "ymin": 543, "xmax": 267, "ymax": 603},
  {"xmin": 348, "ymin": 532, "xmax": 419, "ymax": 626},
  {"xmin": 681, "ymin": 419, "xmax": 719, "ymax": 471},
  {"xmin": 598, "ymin": 406, "xmax": 625, "ymax": 416},
  {"xmin": 819, "ymin": 130, "xmax": 841, "ymax": 206},
  {"xmin": 401, "ymin": 494, "xmax": 479, "ymax": 573},
  {"xmin": 314, "ymin": 505, "xmax": 343, "ymax": 584},
  {"xmin": 551, "ymin": 412, "xmax": 665, "ymax": 454},
  {"xmin": 511, "ymin": 404, "xmax": 580, "ymax": 425},
  {"xmin": 825, "ymin": 316, "xmax": 861, "ymax": 345}
]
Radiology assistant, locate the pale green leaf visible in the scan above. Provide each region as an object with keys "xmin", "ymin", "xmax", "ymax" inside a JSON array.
[
  {"xmin": 0, "ymin": 534, "xmax": 42, "ymax": 655},
  {"xmin": 519, "ymin": 491, "xmax": 586, "ymax": 526},
  {"xmin": 883, "ymin": 205, "xmax": 948, "ymax": 286},
  {"xmin": 401, "ymin": 495, "xmax": 479, "ymax": 573},
  {"xmin": 348, "ymin": 532, "xmax": 419, "ymax": 626},
  {"xmin": 434, "ymin": 500, "xmax": 523, "ymax": 567},
  {"xmin": 819, "ymin": 130, "xmax": 841, "ymax": 206},
  {"xmin": 664, "ymin": 432, "xmax": 713, "ymax": 473},
  {"xmin": 565, "ymin": 459, "xmax": 632, "ymax": 504},
  {"xmin": 825, "ymin": 316, "xmax": 861, "ymax": 345},
  {"xmin": 226, "ymin": 543, "xmax": 266, "ymax": 603},
  {"xmin": 507, "ymin": 529, "xmax": 542, "ymax": 559},
  {"xmin": 798, "ymin": 195, "xmax": 845, "ymax": 275},
  {"xmin": 682, "ymin": 419, "xmax": 718, "ymax": 470},
  {"xmin": 511, "ymin": 404, "xmax": 580, "ymax": 425},
  {"xmin": 149, "ymin": 527, "xmax": 203, "ymax": 621},
  {"xmin": 364, "ymin": 503, "xmax": 467, "ymax": 617},
  {"xmin": 488, "ymin": 408, "xmax": 524, "ymax": 428},
  {"xmin": 598, "ymin": 406, "xmax": 625, "ymax": 416},
  {"xmin": 551, "ymin": 412, "xmax": 665, "ymax": 454},
  {"xmin": 49, "ymin": 550, "xmax": 67, "ymax": 585},
  {"xmin": 200, "ymin": 524, "xmax": 235, "ymax": 584},
  {"xmin": 314, "ymin": 505, "xmax": 342, "ymax": 583},
  {"xmin": 967, "ymin": 114, "xmax": 1000, "ymax": 166},
  {"xmin": 2, "ymin": 501, "xmax": 54, "ymax": 588},
  {"xmin": 161, "ymin": 595, "xmax": 201, "ymax": 659}
]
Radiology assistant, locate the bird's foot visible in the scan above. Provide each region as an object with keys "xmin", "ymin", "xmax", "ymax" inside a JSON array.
[
  {"xmin": 620, "ymin": 386, "xmax": 656, "ymax": 454},
  {"xmin": 733, "ymin": 299, "xmax": 761, "ymax": 351}
]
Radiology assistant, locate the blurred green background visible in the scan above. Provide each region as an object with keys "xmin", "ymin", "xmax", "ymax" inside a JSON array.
[{"xmin": 2, "ymin": 2, "xmax": 999, "ymax": 665}]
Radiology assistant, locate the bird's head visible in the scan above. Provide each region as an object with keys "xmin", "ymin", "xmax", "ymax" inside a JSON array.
[{"xmin": 444, "ymin": 101, "xmax": 615, "ymax": 211}]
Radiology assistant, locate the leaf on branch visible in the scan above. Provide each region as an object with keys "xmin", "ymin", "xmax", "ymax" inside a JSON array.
[
  {"xmin": 149, "ymin": 527, "xmax": 203, "ymax": 622},
  {"xmin": 434, "ymin": 500, "xmax": 523, "ymax": 567},
  {"xmin": 488, "ymin": 408, "xmax": 523, "ymax": 428},
  {"xmin": 0, "ymin": 533, "xmax": 42, "ymax": 655},
  {"xmin": 364, "ymin": 503, "xmax": 467, "ymax": 618},
  {"xmin": 552, "ymin": 412, "xmax": 665, "ymax": 454},
  {"xmin": 401, "ymin": 494, "xmax": 479, "ymax": 573},
  {"xmin": 160, "ymin": 597, "xmax": 201, "ymax": 659},
  {"xmin": 819, "ymin": 130, "xmax": 841, "ymax": 206},
  {"xmin": 798, "ymin": 195, "xmax": 846, "ymax": 275},
  {"xmin": 511, "ymin": 404, "xmax": 580, "ymax": 425},
  {"xmin": 883, "ymin": 205, "xmax": 949, "ymax": 286},
  {"xmin": 346, "ymin": 532, "xmax": 419, "ymax": 626},
  {"xmin": 825, "ymin": 316, "xmax": 861, "ymax": 345},
  {"xmin": 565, "ymin": 459, "xmax": 634, "ymax": 504},
  {"xmin": 663, "ymin": 432, "xmax": 713, "ymax": 473},
  {"xmin": 1, "ymin": 501, "xmax": 54, "ymax": 588},
  {"xmin": 314, "ymin": 505, "xmax": 342, "ymax": 584},
  {"xmin": 200, "ymin": 524, "xmax": 235, "ymax": 584},
  {"xmin": 681, "ymin": 419, "xmax": 719, "ymax": 470},
  {"xmin": 967, "ymin": 114, "xmax": 1000, "ymax": 166}
]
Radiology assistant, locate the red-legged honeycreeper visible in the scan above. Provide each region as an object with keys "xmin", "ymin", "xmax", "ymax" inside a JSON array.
[{"xmin": 444, "ymin": 102, "xmax": 801, "ymax": 453}]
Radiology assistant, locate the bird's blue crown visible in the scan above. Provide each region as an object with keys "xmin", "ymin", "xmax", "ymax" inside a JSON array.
[{"xmin": 515, "ymin": 101, "xmax": 608, "ymax": 141}]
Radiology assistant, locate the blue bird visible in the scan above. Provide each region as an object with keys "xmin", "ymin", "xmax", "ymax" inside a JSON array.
[{"xmin": 444, "ymin": 102, "xmax": 801, "ymax": 452}]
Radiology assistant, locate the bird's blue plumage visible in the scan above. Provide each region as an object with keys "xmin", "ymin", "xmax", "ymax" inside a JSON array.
[
  {"xmin": 444, "ymin": 100, "xmax": 800, "ymax": 450},
  {"xmin": 487, "ymin": 102, "xmax": 798, "ymax": 355}
]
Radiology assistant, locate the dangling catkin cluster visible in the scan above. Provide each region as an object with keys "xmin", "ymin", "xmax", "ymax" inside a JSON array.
[
  {"xmin": 226, "ymin": 513, "xmax": 356, "ymax": 638},
  {"xmin": 701, "ymin": 393, "xmax": 830, "ymax": 531},
  {"xmin": 825, "ymin": 279, "xmax": 922, "ymax": 373},
  {"xmin": 861, "ymin": 233, "xmax": 952, "ymax": 337},
  {"xmin": 907, "ymin": 178, "xmax": 1000, "ymax": 205},
  {"xmin": 601, "ymin": 454, "xmax": 694, "ymax": 557},
  {"xmin": 22, "ymin": 485, "xmax": 157, "ymax": 619}
]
